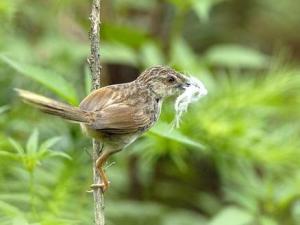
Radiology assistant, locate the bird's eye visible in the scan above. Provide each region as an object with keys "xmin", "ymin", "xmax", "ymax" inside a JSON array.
[{"xmin": 167, "ymin": 76, "xmax": 176, "ymax": 83}]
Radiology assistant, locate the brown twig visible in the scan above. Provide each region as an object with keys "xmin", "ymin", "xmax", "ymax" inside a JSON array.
[{"xmin": 88, "ymin": 0, "xmax": 105, "ymax": 225}]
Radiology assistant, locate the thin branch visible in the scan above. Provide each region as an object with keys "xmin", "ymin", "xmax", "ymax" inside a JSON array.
[
  {"xmin": 91, "ymin": 141, "xmax": 105, "ymax": 225},
  {"xmin": 88, "ymin": 0, "xmax": 105, "ymax": 225}
]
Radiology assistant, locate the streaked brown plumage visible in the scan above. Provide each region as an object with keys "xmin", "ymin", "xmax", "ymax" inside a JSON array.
[{"xmin": 16, "ymin": 65, "xmax": 192, "ymax": 192}]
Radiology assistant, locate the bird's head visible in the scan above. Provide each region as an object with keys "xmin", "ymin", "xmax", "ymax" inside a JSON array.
[{"xmin": 137, "ymin": 65, "xmax": 204, "ymax": 99}]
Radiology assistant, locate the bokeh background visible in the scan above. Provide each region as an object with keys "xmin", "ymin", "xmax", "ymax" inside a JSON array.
[{"xmin": 0, "ymin": 0, "xmax": 300, "ymax": 224}]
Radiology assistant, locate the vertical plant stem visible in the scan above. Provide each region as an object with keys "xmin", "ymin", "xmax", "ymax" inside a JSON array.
[
  {"xmin": 92, "ymin": 141, "xmax": 105, "ymax": 225},
  {"xmin": 89, "ymin": 0, "xmax": 102, "ymax": 91},
  {"xmin": 29, "ymin": 170, "xmax": 37, "ymax": 218},
  {"xmin": 88, "ymin": 0, "xmax": 104, "ymax": 225}
]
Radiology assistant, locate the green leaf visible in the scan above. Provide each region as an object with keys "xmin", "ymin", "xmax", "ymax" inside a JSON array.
[
  {"xmin": 103, "ymin": 23, "xmax": 149, "ymax": 48},
  {"xmin": 167, "ymin": 0, "xmax": 193, "ymax": 10},
  {"xmin": 163, "ymin": 210, "xmax": 207, "ymax": 225},
  {"xmin": 140, "ymin": 42, "xmax": 165, "ymax": 68},
  {"xmin": 205, "ymin": 44, "xmax": 269, "ymax": 69},
  {"xmin": 0, "ymin": 200, "xmax": 22, "ymax": 217},
  {"xmin": 169, "ymin": 38, "xmax": 198, "ymax": 71},
  {"xmin": 8, "ymin": 138, "xmax": 24, "ymax": 154},
  {"xmin": 26, "ymin": 129, "xmax": 39, "ymax": 154},
  {"xmin": 208, "ymin": 206, "xmax": 253, "ymax": 225},
  {"xmin": 0, "ymin": 151, "xmax": 20, "ymax": 160},
  {"xmin": 149, "ymin": 122, "xmax": 206, "ymax": 150},
  {"xmin": 13, "ymin": 217, "xmax": 30, "ymax": 225},
  {"xmin": 102, "ymin": 42, "xmax": 138, "ymax": 66},
  {"xmin": 0, "ymin": 105, "xmax": 9, "ymax": 114},
  {"xmin": 0, "ymin": 194, "xmax": 29, "ymax": 203},
  {"xmin": 47, "ymin": 150, "xmax": 72, "ymax": 160},
  {"xmin": 260, "ymin": 217, "xmax": 278, "ymax": 225},
  {"xmin": 192, "ymin": 0, "xmax": 225, "ymax": 22},
  {"xmin": 40, "ymin": 137, "xmax": 61, "ymax": 150},
  {"xmin": 0, "ymin": 0, "xmax": 18, "ymax": 22},
  {"xmin": 0, "ymin": 55, "xmax": 78, "ymax": 105},
  {"xmin": 84, "ymin": 65, "xmax": 92, "ymax": 95}
]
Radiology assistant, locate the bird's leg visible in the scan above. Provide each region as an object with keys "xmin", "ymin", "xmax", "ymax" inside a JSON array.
[{"xmin": 90, "ymin": 151, "xmax": 111, "ymax": 192}]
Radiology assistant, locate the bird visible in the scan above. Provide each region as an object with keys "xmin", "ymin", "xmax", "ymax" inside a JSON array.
[{"xmin": 15, "ymin": 65, "xmax": 202, "ymax": 192}]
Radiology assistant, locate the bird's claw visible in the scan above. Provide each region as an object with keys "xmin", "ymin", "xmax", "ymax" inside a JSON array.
[{"xmin": 87, "ymin": 181, "xmax": 111, "ymax": 193}]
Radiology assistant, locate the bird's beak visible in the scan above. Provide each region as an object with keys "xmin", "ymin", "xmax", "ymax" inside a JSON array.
[
  {"xmin": 181, "ymin": 75, "xmax": 208, "ymax": 97},
  {"xmin": 179, "ymin": 74, "xmax": 192, "ymax": 89}
]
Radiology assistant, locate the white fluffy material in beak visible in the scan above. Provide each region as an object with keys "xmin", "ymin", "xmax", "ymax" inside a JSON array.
[{"xmin": 173, "ymin": 76, "xmax": 207, "ymax": 128}]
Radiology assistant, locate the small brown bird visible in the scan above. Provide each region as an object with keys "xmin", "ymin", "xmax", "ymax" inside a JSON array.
[{"xmin": 16, "ymin": 66, "xmax": 200, "ymax": 192}]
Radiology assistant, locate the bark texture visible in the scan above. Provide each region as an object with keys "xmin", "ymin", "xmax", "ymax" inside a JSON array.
[{"xmin": 88, "ymin": 0, "xmax": 105, "ymax": 225}]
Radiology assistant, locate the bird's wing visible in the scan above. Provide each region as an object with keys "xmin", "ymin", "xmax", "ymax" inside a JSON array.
[
  {"xmin": 79, "ymin": 86, "xmax": 119, "ymax": 112},
  {"xmin": 91, "ymin": 103, "xmax": 151, "ymax": 134},
  {"xmin": 79, "ymin": 86, "xmax": 151, "ymax": 134}
]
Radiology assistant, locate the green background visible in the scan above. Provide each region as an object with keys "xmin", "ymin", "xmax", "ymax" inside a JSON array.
[{"xmin": 0, "ymin": 0, "xmax": 300, "ymax": 224}]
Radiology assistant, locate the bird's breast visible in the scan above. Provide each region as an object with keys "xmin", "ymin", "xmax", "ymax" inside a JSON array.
[{"xmin": 139, "ymin": 98, "xmax": 162, "ymax": 132}]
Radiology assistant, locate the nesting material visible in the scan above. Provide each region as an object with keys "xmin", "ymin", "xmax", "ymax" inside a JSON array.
[{"xmin": 173, "ymin": 76, "xmax": 208, "ymax": 128}]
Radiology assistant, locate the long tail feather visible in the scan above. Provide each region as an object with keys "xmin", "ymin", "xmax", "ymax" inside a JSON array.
[{"xmin": 15, "ymin": 89, "xmax": 90, "ymax": 123}]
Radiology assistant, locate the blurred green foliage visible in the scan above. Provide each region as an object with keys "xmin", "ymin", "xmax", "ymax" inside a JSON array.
[{"xmin": 0, "ymin": 0, "xmax": 300, "ymax": 225}]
